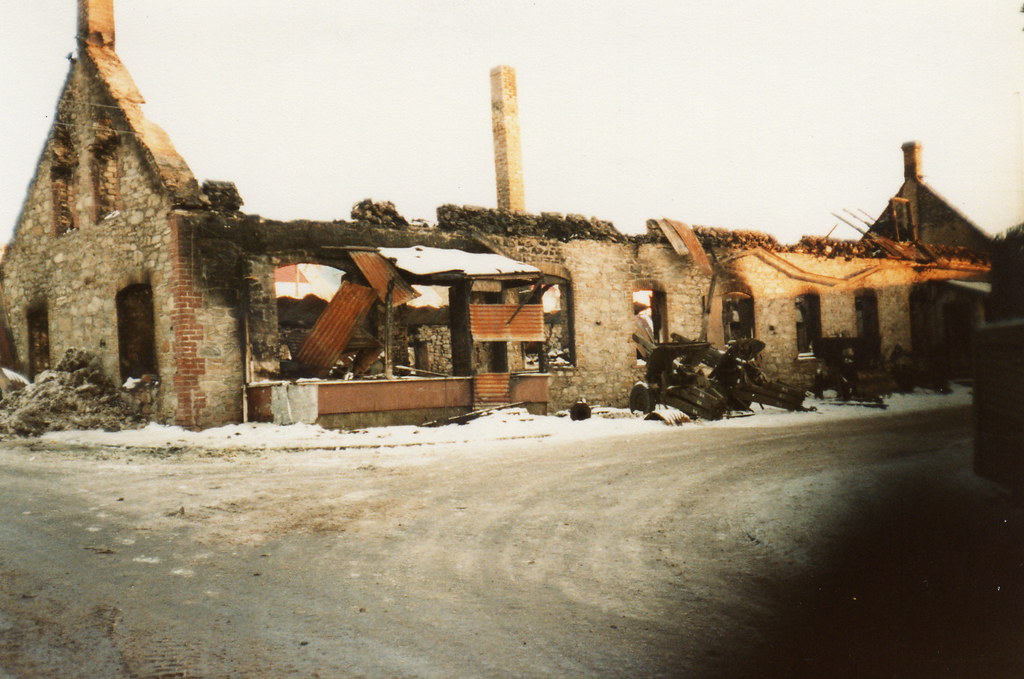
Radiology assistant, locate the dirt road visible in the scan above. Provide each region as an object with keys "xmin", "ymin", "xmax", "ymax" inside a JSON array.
[{"xmin": 0, "ymin": 403, "xmax": 1021, "ymax": 678}]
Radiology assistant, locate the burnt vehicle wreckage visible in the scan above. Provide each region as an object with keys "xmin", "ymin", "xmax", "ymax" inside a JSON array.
[{"xmin": 629, "ymin": 338, "xmax": 808, "ymax": 422}]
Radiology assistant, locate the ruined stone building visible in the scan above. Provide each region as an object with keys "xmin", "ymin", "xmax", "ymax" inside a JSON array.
[{"xmin": 0, "ymin": 0, "xmax": 990, "ymax": 429}]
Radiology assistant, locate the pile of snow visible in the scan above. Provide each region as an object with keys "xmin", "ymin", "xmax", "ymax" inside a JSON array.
[
  {"xmin": 0, "ymin": 349, "xmax": 143, "ymax": 436},
  {"xmin": 39, "ymin": 386, "xmax": 972, "ymax": 453}
]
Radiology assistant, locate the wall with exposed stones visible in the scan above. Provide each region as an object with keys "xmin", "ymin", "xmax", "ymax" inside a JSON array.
[
  {"xmin": 722, "ymin": 250, "xmax": 988, "ymax": 386},
  {"xmin": 1, "ymin": 60, "xmax": 185, "ymax": 420},
  {"xmin": 435, "ymin": 206, "xmax": 712, "ymax": 409},
  {"xmin": 1, "ymin": 55, "xmax": 247, "ymax": 428}
]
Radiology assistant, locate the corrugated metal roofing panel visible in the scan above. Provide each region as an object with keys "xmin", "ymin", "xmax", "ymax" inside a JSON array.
[
  {"xmin": 296, "ymin": 282, "xmax": 378, "ymax": 377},
  {"xmin": 350, "ymin": 251, "xmax": 418, "ymax": 306},
  {"xmin": 474, "ymin": 372, "xmax": 511, "ymax": 406},
  {"xmin": 469, "ymin": 304, "xmax": 544, "ymax": 342}
]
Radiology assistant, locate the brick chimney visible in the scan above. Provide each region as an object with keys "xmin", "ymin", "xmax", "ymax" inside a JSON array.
[
  {"xmin": 78, "ymin": 0, "xmax": 115, "ymax": 47},
  {"xmin": 490, "ymin": 65, "xmax": 526, "ymax": 212},
  {"xmin": 902, "ymin": 140, "xmax": 922, "ymax": 181}
]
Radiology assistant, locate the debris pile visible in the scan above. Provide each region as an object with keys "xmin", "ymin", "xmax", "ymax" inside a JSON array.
[
  {"xmin": 437, "ymin": 204, "xmax": 622, "ymax": 242},
  {"xmin": 0, "ymin": 349, "xmax": 143, "ymax": 436},
  {"xmin": 789, "ymin": 236, "xmax": 878, "ymax": 259},
  {"xmin": 692, "ymin": 226, "xmax": 781, "ymax": 252},
  {"xmin": 350, "ymin": 199, "xmax": 409, "ymax": 228},
  {"xmin": 629, "ymin": 338, "xmax": 807, "ymax": 421}
]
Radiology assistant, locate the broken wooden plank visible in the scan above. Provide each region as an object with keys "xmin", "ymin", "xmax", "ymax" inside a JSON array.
[
  {"xmin": 421, "ymin": 401, "xmax": 527, "ymax": 427},
  {"xmin": 296, "ymin": 282, "xmax": 378, "ymax": 377},
  {"xmin": 659, "ymin": 218, "xmax": 714, "ymax": 275}
]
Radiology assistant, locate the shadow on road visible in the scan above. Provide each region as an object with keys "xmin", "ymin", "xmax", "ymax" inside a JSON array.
[{"xmin": 711, "ymin": 455, "xmax": 1024, "ymax": 679}]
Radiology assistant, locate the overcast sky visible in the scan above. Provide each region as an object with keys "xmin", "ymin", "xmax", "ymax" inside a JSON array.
[{"xmin": 3, "ymin": 2, "xmax": 1023, "ymax": 244}]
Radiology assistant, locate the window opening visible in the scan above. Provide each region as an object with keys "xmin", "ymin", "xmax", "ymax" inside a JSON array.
[
  {"xmin": 27, "ymin": 305, "xmax": 51, "ymax": 379},
  {"xmin": 722, "ymin": 293, "xmax": 755, "ymax": 343},
  {"xmin": 795, "ymin": 293, "xmax": 821, "ymax": 355},
  {"xmin": 116, "ymin": 284, "xmax": 158, "ymax": 381},
  {"xmin": 524, "ymin": 280, "xmax": 575, "ymax": 370},
  {"xmin": 51, "ymin": 126, "xmax": 77, "ymax": 235},
  {"xmin": 91, "ymin": 117, "xmax": 120, "ymax": 222},
  {"xmin": 634, "ymin": 288, "xmax": 667, "ymax": 362}
]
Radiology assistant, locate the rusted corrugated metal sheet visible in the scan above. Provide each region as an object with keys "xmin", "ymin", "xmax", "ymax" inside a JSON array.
[
  {"xmin": 659, "ymin": 219, "xmax": 713, "ymax": 275},
  {"xmin": 318, "ymin": 377, "xmax": 474, "ymax": 415},
  {"xmin": 509, "ymin": 373, "xmax": 548, "ymax": 405},
  {"xmin": 469, "ymin": 304, "xmax": 544, "ymax": 342},
  {"xmin": 474, "ymin": 372, "xmax": 511, "ymax": 407},
  {"xmin": 297, "ymin": 282, "xmax": 378, "ymax": 377},
  {"xmin": 350, "ymin": 251, "xmax": 418, "ymax": 306}
]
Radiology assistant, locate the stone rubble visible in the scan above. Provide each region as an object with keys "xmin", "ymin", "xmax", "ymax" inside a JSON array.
[{"xmin": 0, "ymin": 349, "xmax": 143, "ymax": 436}]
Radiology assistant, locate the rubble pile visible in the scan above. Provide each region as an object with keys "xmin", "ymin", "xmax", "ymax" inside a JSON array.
[
  {"xmin": 437, "ymin": 204, "xmax": 622, "ymax": 242},
  {"xmin": 691, "ymin": 226, "xmax": 781, "ymax": 252},
  {"xmin": 789, "ymin": 236, "xmax": 879, "ymax": 259},
  {"xmin": 0, "ymin": 349, "xmax": 143, "ymax": 436},
  {"xmin": 200, "ymin": 180, "xmax": 244, "ymax": 212},
  {"xmin": 926, "ymin": 243, "xmax": 990, "ymax": 267},
  {"xmin": 350, "ymin": 199, "xmax": 409, "ymax": 228}
]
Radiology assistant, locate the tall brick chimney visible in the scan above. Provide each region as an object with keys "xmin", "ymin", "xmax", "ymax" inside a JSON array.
[
  {"xmin": 902, "ymin": 140, "xmax": 922, "ymax": 181},
  {"xmin": 78, "ymin": 0, "xmax": 115, "ymax": 47},
  {"xmin": 490, "ymin": 65, "xmax": 526, "ymax": 212}
]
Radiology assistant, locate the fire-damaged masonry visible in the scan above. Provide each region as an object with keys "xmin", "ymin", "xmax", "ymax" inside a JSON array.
[{"xmin": 0, "ymin": 0, "xmax": 991, "ymax": 430}]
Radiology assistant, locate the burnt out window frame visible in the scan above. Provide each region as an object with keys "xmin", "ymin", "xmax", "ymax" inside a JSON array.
[
  {"xmin": 51, "ymin": 125, "xmax": 78, "ymax": 236},
  {"xmin": 116, "ymin": 283, "xmax": 159, "ymax": 381},
  {"xmin": 523, "ymin": 277, "xmax": 577, "ymax": 370},
  {"xmin": 722, "ymin": 292, "xmax": 755, "ymax": 343},
  {"xmin": 855, "ymin": 289, "xmax": 880, "ymax": 339},
  {"xmin": 795, "ymin": 292, "xmax": 822, "ymax": 355},
  {"xmin": 26, "ymin": 304, "xmax": 51, "ymax": 380},
  {"xmin": 90, "ymin": 123, "xmax": 122, "ymax": 224}
]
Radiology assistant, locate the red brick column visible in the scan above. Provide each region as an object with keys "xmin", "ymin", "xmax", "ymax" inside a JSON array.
[{"xmin": 168, "ymin": 212, "xmax": 207, "ymax": 428}]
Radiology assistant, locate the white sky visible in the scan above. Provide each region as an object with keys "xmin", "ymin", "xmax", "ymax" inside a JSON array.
[{"xmin": 3, "ymin": 2, "xmax": 1023, "ymax": 244}]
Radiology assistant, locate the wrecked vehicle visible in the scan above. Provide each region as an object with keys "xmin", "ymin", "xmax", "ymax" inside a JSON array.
[{"xmin": 629, "ymin": 338, "xmax": 806, "ymax": 421}]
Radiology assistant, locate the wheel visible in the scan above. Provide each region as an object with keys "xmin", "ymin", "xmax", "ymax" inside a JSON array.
[{"xmin": 629, "ymin": 382, "xmax": 654, "ymax": 414}]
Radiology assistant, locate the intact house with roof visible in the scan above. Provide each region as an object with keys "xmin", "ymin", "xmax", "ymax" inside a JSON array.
[{"xmin": 0, "ymin": 0, "xmax": 991, "ymax": 429}]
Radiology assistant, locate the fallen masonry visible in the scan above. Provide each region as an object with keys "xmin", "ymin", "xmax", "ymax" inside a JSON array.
[{"xmin": 0, "ymin": 349, "xmax": 144, "ymax": 436}]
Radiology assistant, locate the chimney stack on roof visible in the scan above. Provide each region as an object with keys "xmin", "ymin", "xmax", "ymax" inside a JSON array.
[
  {"xmin": 490, "ymin": 65, "xmax": 526, "ymax": 213},
  {"xmin": 902, "ymin": 140, "xmax": 922, "ymax": 181},
  {"xmin": 78, "ymin": 0, "xmax": 115, "ymax": 48}
]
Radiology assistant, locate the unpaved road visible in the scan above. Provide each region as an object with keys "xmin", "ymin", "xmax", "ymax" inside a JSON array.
[{"xmin": 0, "ymin": 403, "xmax": 1022, "ymax": 678}]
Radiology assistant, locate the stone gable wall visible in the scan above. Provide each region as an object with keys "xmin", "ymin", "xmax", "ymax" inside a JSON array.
[{"xmin": 2, "ymin": 60, "xmax": 185, "ymax": 421}]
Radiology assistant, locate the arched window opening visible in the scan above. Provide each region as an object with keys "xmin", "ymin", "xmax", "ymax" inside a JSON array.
[
  {"xmin": 633, "ymin": 287, "xmax": 667, "ymax": 362},
  {"xmin": 116, "ymin": 284, "xmax": 158, "ymax": 381},
  {"xmin": 521, "ymin": 279, "xmax": 576, "ymax": 370},
  {"xmin": 795, "ymin": 293, "xmax": 821, "ymax": 355},
  {"xmin": 51, "ymin": 126, "xmax": 77, "ymax": 236},
  {"xmin": 722, "ymin": 292, "xmax": 755, "ymax": 343},
  {"xmin": 27, "ymin": 305, "xmax": 51, "ymax": 379},
  {"xmin": 91, "ymin": 117, "xmax": 121, "ymax": 222}
]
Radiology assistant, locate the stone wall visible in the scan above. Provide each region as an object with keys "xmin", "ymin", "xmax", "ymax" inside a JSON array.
[
  {"xmin": 2, "ymin": 60, "xmax": 183, "ymax": 421},
  {"xmin": 1, "ymin": 55, "xmax": 246, "ymax": 428},
  {"xmin": 723, "ymin": 249, "xmax": 987, "ymax": 387},
  {"xmin": 437, "ymin": 207, "xmax": 712, "ymax": 410}
]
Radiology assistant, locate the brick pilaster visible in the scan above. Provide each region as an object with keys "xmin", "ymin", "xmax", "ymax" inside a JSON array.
[{"xmin": 168, "ymin": 212, "xmax": 207, "ymax": 428}]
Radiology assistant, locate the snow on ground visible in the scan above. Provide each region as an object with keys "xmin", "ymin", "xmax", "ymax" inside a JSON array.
[{"xmin": 39, "ymin": 386, "xmax": 972, "ymax": 453}]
